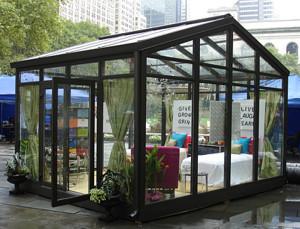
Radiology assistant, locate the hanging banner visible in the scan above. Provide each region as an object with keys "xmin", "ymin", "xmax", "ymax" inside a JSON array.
[
  {"xmin": 240, "ymin": 100, "xmax": 255, "ymax": 130},
  {"xmin": 239, "ymin": 99, "xmax": 265, "ymax": 138},
  {"xmin": 172, "ymin": 100, "xmax": 192, "ymax": 133}
]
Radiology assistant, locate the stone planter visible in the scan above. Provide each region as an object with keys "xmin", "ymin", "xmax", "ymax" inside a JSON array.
[{"xmin": 7, "ymin": 174, "xmax": 27, "ymax": 195}]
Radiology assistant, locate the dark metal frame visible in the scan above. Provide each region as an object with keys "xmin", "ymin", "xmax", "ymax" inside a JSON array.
[{"xmin": 12, "ymin": 15, "xmax": 289, "ymax": 222}]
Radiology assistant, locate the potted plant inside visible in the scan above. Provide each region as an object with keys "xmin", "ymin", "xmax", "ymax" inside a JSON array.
[
  {"xmin": 145, "ymin": 145, "xmax": 166, "ymax": 202},
  {"xmin": 90, "ymin": 169, "xmax": 126, "ymax": 221},
  {"xmin": 5, "ymin": 152, "xmax": 30, "ymax": 194}
]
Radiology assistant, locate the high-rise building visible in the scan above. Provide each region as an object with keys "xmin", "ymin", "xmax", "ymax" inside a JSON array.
[
  {"xmin": 141, "ymin": 0, "xmax": 165, "ymax": 27},
  {"xmin": 141, "ymin": 0, "xmax": 187, "ymax": 28},
  {"xmin": 207, "ymin": 6, "xmax": 238, "ymax": 19},
  {"xmin": 59, "ymin": 0, "xmax": 115, "ymax": 33},
  {"xmin": 165, "ymin": 0, "xmax": 187, "ymax": 24},
  {"xmin": 59, "ymin": 0, "xmax": 146, "ymax": 34},
  {"xmin": 115, "ymin": 0, "xmax": 146, "ymax": 33},
  {"xmin": 237, "ymin": 0, "xmax": 274, "ymax": 22},
  {"xmin": 143, "ymin": 7, "xmax": 165, "ymax": 28}
]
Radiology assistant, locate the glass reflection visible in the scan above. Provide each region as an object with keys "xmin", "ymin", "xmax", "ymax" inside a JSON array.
[
  {"xmin": 230, "ymin": 86, "xmax": 254, "ymax": 186},
  {"xmin": 145, "ymin": 77, "xmax": 192, "ymax": 203},
  {"xmin": 197, "ymin": 83, "xmax": 226, "ymax": 193},
  {"xmin": 258, "ymin": 90, "xmax": 283, "ymax": 180}
]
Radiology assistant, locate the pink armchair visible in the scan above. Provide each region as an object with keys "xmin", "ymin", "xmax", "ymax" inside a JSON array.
[{"xmin": 145, "ymin": 146, "xmax": 180, "ymax": 190}]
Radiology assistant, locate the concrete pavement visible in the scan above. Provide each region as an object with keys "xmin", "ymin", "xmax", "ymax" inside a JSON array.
[{"xmin": 1, "ymin": 143, "xmax": 300, "ymax": 228}]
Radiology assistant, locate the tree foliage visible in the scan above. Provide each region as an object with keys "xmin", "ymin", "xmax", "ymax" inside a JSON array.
[
  {"xmin": 0, "ymin": 0, "xmax": 61, "ymax": 74},
  {"xmin": 0, "ymin": 0, "xmax": 109, "ymax": 75},
  {"xmin": 51, "ymin": 20, "xmax": 109, "ymax": 51},
  {"xmin": 266, "ymin": 46, "xmax": 300, "ymax": 75}
]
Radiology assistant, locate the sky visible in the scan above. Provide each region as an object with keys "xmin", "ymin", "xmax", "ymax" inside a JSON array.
[{"xmin": 187, "ymin": 0, "xmax": 300, "ymax": 20}]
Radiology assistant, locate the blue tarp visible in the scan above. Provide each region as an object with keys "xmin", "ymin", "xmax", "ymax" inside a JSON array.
[
  {"xmin": 0, "ymin": 75, "xmax": 16, "ymax": 138},
  {"xmin": 285, "ymin": 75, "xmax": 300, "ymax": 137}
]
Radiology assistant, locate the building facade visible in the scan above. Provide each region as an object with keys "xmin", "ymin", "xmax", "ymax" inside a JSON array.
[
  {"xmin": 141, "ymin": 0, "xmax": 186, "ymax": 28},
  {"xmin": 59, "ymin": 0, "xmax": 115, "ymax": 33},
  {"xmin": 237, "ymin": 0, "xmax": 274, "ymax": 22},
  {"xmin": 243, "ymin": 19, "xmax": 300, "ymax": 62},
  {"xmin": 143, "ymin": 7, "xmax": 165, "ymax": 28},
  {"xmin": 115, "ymin": 0, "xmax": 146, "ymax": 33},
  {"xmin": 59, "ymin": 0, "xmax": 146, "ymax": 34},
  {"xmin": 165, "ymin": 0, "xmax": 187, "ymax": 25},
  {"xmin": 207, "ymin": 6, "xmax": 238, "ymax": 19}
]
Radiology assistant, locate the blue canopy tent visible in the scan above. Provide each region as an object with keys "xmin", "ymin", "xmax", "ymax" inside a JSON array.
[
  {"xmin": 285, "ymin": 75, "xmax": 300, "ymax": 136},
  {"xmin": 0, "ymin": 75, "xmax": 15, "ymax": 141}
]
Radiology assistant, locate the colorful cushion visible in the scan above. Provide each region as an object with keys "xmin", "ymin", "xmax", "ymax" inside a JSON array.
[
  {"xmin": 183, "ymin": 135, "xmax": 192, "ymax": 148},
  {"xmin": 171, "ymin": 132, "xmax": 187, "ymax": 148},
  {"xmin": 166, "ymin": 139, "xmax": 177, "ymax": 146},
  {"xmin": 248, "ymin": 138, "xmax": 254, "ymax": 154},
  {"xmin": 238, "ymin": 138, "xmax": 251, "ymax": 154},
  {"xmin": 231, "ymin": 144, "xmax": 242, "ymax": 154}
]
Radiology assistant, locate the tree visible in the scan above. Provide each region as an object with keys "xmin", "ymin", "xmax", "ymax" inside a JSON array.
[
  {"xmin": 266, "ymin": 46, "xmax": 300, "ymax": 75},
  {"xmin": 0, "ymin": 0, "xmax": 109, "ymax": 75},
  {"xmin": 0, "ymin": 0, "xmax": 61, "ymax": 74},
  {"xmin": 51, "ymin": 20, "xmax": 109, "ymax": 51}
]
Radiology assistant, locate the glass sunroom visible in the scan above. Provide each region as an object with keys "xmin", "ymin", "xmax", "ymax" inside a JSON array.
[{"xmin": 11, "ymin": 15, "xmax": 289, "ymax": 221}]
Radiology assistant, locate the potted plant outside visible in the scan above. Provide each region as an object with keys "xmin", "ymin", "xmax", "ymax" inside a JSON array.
[
  {"xmin": 5, "ymin": 153, "xmax": 30, "ymax": 194},
  {"xmin": 90, "ymin": 170, "xmax": 126, "ymax": 221}
]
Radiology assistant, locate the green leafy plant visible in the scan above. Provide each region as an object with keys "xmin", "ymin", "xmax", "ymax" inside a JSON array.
[
  {"xmin": 121, "ymin": 160, "xmax": 134, "ymax": 203},
  {"xmin": 90, "ymin": 188, "xmax": 107, "ymax": 204},
  {"xmin": 5, "ymin": 152, "xmax": 29, "ymax": 177},
  {"xmin": 90, "ymin": 170, "xmax": 124, "ymax": 204},
  {"xmin": 145, "ymin": 145, "xmax": 165, "ymax": 189}
]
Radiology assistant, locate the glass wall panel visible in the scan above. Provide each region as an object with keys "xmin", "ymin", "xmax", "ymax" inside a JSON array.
[
  {"xmin": 43, "ymin": 89, "xmax": 52, "ymax": 182},
  {"xmin": 147, "ymin": 40, "xmax": 193, "ymax": 78},
  {"xmin": 44, "ymin": 67, "xmax": 65, "ymax": 81},
  {"xmin": 94, "ymin": 83, "xmax": 98, "ymax": 186},
  {"xmin": 233, "ymin": 33, "xmax": 255, "ymax": 71},
  {"xmin": 56, "ymin": 88, "xmax": 66, "ymax": 188},
  {"xmin": 147, "ymin": 58, "xmax": 192, "ymax": 77},
  {"xmin": 67, "ymin": 85, "xmax": 91, "ymax": 194},
  {"xmin": 19, "ymin": 85, "xmax": 39, "ymax": 180},
  {"xmin": 260, "ymin": 57, "xmax": 281, "ymax": 76},
  {"xmin": 104, "ymin": 58, "xmax": 134, "ymax": 76},
  {"xmin": 51, "ymin": 85, "xmax": 92, "ymax": 193},
  {"xmin": 71, "ymin": 63, "xmax": 98, "ymax": 78},
  {"xmin": 20, "ymin": 70, "xmax": 39, "ymax": 83},
  {"xmin": 200, "ymin": 66, "xmax": 227, "ymax": 83},
  {"xmin": 103, "ymin": 78, "xmax": 134, "ymax": 203},
  {"xmin": 198, "ymin": 83, "xmax": 226, "ymax": 192},
  {"xmin": 233, "ymin": 71, "xmax": 255, "ymax": 85},
  {"xmin": 200, "ymin": 33, "xmax": 227, "ymax": 66},
  {"xmin": 146, "ymin": 77, "xmax": 192, "ymax": 203},
  {"xmin": 260, "ymin": 75, "xmax": 282, "ymax": 89},
  {"xmin": 258, "ymin": 89, "xmax": 283, "ymax": 180},
  {"xmin": 231, "ymin": 86, "xmax": 254, "ymax": 185},
  {"xmin": 155, "ymin": 41, "xmax": 193, "ymax": 60}
]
